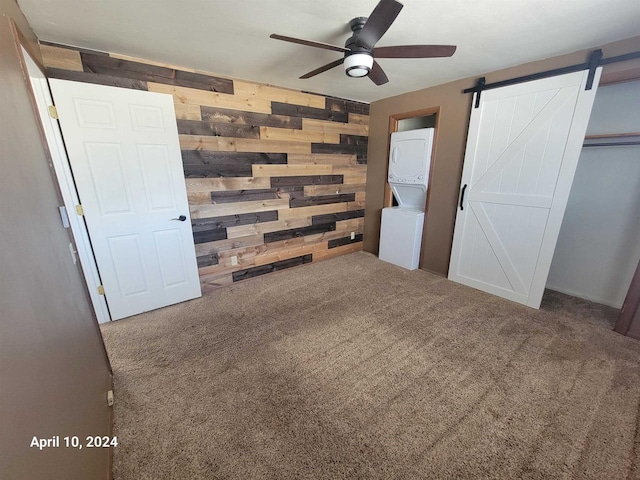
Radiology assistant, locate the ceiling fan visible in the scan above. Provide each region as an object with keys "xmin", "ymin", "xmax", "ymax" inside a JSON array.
[{"xmin": 270, "ymin": 0, "xmax": 457, "ymax": 86}]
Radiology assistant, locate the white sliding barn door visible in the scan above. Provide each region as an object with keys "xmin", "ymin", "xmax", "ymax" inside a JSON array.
[
  {"xmin": 448, "ymin": 69, "xmax": 601, "ymax": 308},
  {"xmin": 50, "ymin": 80, "xmax": 201, "ymax": 320}
]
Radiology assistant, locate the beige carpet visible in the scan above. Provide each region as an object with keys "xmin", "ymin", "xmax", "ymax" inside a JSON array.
[{"xmin": 101, "ymin": 252, "xmax": 640, "ymax": 479}]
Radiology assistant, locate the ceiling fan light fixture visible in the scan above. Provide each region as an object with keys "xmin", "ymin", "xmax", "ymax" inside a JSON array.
[{"xmin": 344, "ymin": 53, "xmax": 373, "ymax": 78}]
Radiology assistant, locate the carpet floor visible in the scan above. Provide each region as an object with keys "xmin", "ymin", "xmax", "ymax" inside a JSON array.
[{"xmin": 101, "ymin": 251, "xmax": 640, "ymax": 479}]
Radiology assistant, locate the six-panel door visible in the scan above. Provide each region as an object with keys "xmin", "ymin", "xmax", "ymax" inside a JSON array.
[{"xmin": 50, "ymin": 79, "xmax": 201, "ymax": 320}]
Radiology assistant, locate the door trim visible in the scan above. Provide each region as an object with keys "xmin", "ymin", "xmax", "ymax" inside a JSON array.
[
  {"xmin": 614, "ymin": 259, "xmax": 640, "ymax": 338},
  {"xmin": 18, "ymin": 44, "xmax": 111, "ymax": 323}
]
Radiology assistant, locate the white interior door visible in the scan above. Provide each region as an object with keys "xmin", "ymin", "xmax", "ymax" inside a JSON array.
[
  {"xmin": 49, "ymin": 79, "xmax": 201, "ymax": 320},
  {"xmin": 448, "ymin": 69, "xmax": 601, "ymax": 308}
]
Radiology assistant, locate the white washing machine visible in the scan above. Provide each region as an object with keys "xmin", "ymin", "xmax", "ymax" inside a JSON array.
[{"xmin": 379, "ymin": 128, "xmax": 434, "ymax": 270}]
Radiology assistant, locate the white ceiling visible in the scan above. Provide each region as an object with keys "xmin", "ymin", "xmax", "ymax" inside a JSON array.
[{"xmin": 18, "ymin": 0, "xmax": 640, "ymax": 103}]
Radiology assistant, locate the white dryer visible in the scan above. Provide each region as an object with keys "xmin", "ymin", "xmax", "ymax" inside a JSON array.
[{"xmin": 379, "ymin": 128, "xmax": 434, "ymax": 270}]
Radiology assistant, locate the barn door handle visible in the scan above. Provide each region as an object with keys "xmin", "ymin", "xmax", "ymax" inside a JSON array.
[
  {"xmin": 459, "ymin": 184, "xmax": 468, "ymax": 210},
  {"xmin": 171, "ymin": 215, "xmax": 187, "ymax": 221}
]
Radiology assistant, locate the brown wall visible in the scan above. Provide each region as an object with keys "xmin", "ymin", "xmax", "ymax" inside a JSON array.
[
  {"xmin": 0, "ymin": 2, "xmax": 112, "ymax": 479},
  {"xmin": 364, "ymin": 35, "xmax": 640, "ymax": 276},
  {"xmin": 40, "ymin": 43, "xmax": 369, "ymax": 292}
]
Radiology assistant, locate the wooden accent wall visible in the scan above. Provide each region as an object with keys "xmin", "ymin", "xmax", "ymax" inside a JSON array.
[{"xmin": 40, "ymin": 42, "xmax": 369, "ymax": 291}]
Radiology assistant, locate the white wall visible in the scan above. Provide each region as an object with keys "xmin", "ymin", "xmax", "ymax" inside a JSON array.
[{"xmin": 547, "ymin": 80, "xmax": 640, "ymax": 308}]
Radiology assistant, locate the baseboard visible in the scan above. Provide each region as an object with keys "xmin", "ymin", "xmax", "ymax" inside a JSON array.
[{"xmin": 545, "ymin": 285, "xmax": 622, "ymax": 309}]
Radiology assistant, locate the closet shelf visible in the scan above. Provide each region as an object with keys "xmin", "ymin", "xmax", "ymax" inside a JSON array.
[
  {"xmin": 584, "ymin": 132, "xmax": 640, "ymax": 139},
  {"xmin": 583, "ymin": 132, "xmax": 640, "ymax": 148}
]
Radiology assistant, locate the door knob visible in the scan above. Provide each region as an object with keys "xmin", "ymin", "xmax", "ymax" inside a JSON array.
[{"xmin": 172, "ymin": 215, "xmax": 187, "ymax": 221}]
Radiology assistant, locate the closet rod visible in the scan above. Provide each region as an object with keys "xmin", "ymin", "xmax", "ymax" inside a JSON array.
[{"xmin": 583, "ymin": 141, "xmax": 640, "ymax": 147}]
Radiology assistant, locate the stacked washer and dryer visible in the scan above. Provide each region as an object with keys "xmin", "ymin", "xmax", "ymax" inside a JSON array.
[{"xmin": 379, "ymin": 128, "xmax": 434, "ymax": 270}]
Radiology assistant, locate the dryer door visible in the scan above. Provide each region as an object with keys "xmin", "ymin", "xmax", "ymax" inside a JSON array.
[
  {"xmin": 388, "ymin": 128, "xmax": 434, "ymax": 208},
  {"xmin": 388, "ymin": 128, "xmax": 434, "ymax": 184}
]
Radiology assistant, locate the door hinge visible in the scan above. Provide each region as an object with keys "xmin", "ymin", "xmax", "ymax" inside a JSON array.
[
  {"xmin": 106, "ymin": 390, "xmax": 114, "ymax": 407},
  {"xmin": 97, "ymin": 285, "xmax": 105, "ymax": 295},
  {"xmin": 75, "ymin": 204, "xmax": 84, "ymax": 216},
  {"xmin": 47, "ymin": 105, "xmax": 58, "ymax": 119}
]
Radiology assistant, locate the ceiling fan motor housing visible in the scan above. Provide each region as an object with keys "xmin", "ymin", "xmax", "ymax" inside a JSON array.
[{"xmin": 345, "ymin": 17, "xmax": 374, "ymax": 77}]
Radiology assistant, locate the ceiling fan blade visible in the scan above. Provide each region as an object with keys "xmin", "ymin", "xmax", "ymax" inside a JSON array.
[
  {"xmin": 270, "ymin": 34, "xmax": 347, "ymax": 53},
  {"xmin": 369, "ymin": 60, "xmax": 389, "ymax": 85},
  {"xmin": 300, "ymin": 58, "xmax": 345, "ymax": 79},
  {"xmin": 374, "ymin": 45, "xmax": 457, "ymax": 58},
  {"xmin": 356, "ymin": 0, "xmax": 404, "ymax": 50}
]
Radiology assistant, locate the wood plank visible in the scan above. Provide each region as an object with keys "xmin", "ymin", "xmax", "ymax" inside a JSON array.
[
  {"xmin": 271, "ymin": 102, "xmax": 348, "ymax": 122},
  {"xmin": 278, "ymin": 202, "xmax": 348, "ymax": 220},
  {"xmin": 82, "ymin": 52, "xmax": 175, "ymax": 77},
  {"xmin": 311, "ymin": 138, "xmax": 368, "ymax": 162},
  {"xmin": 234, "ymin": 81, "xmax": 326, "ymax": 109},
  {"xmin": 311, "ymin": 209, "xmax": 365, "ymax": 225},
  {"xmin": 195, "ymin": 234, "xmax": 265, "ymax": 256},
  {"xmin": 259, "ymin": 126, "xmax": 340, "ymax": 144},
  {"xmin": 333, "ymin": 164, "xmax": 368, "ymax": 174},
  {"xmin": 148, "ymin": 83, "xmax": 271, "ymax": 114},
  {"xmin": 188, "ymin": 191, "xmax": 214, "ymax": 204},
  {"xmin": 190, "ymin": 198, "xmax": 289, "ymax": 219},
  {"xmin": 302, "ymin": 118, "xmax": 368, "ymax": 136},
  {"xmin": 179, "ymin": 135, "xmax": 311, "ymax": 154},
  {"xmin": 46, "ymin": 68, "xmax": 148, "ymax": 90},
  {"xmin": 109, "ymin": 52, "xmax": 197, "ymax": 71},
  {"xmin": 254, "ymin": 243, "xmax": 327, "ymax": 267},
  {"xmin": 196, "ymin": 253, "xmax": 219, "ymax": 268},
  {"xmin": 40, "ymin": 44, "xmax": 83, "ymax": 71},
  {"xmin": 252, "ymin": 164, "xmax": 332, "ymax": 177},
  {"xmin": 288, "ymin": 154, "xmax": 357, "ymax": 166},
  {"xmin": 347, "ymin": 201, "xmax": 366, "ymax": 211},
  {"xmin": 185, "ymin": 177, "xmax": 270, "ymax": 192},
  {"xmin": 342, "ymin": 172, "xmax": 368, "ymax": 184},
  {"xmin": 174, "ymin": 104, "xmax": 202, "ymax": 121},
  {"xmin": 263, "ymin": 222, "xmax": 336, "ymax": 243},
  {"xmin": 328, "ymin": 234, "xmax": 364, "ymax": 249},
  {"xmin": 199, "ymin": 272, "xmax": 234, "ymax": 292},
  {"xmin": 348, "ymin": 113, "xmax": 370, "ymax": 125},
  {"xmin": 313, "ymin": 241, "xmax": 362, "ymax": 261},
  {"xmin": 270, "ymin": 175, "xmax": 344, "ymax": 187},
  {"xmin": 302, "ymin": 227, "xmax": 363, "ymax": 245},
  {"xmin": 333, "ymin": 166, "xmax": 368, "ymax": 182},
  {"xmin": 177, "ymin": 119, "xmax": 259, "ymax": 139},
  {"xmin": 182, "ymin": 163, "xmax": 253, "ymax": 178},
  {"xmin": 181, "ymin": 151, "xmax": 287, "ymax": 166},
  {"xmin": 211, "ymin": 188, "xmax": 298, "ymax": 204},
  {"xmin": 335, "ymin": 218, "xmax": 365, "ymax": 231},
  {"xmin": 232, "ymin": 254, "xmax": 312, "ymax": 281},
  {"xmin": 354, "ymin": 191, "xmax": 366, "ymax": 202},
  {"xmin": 192, "ymin": 211, "xmax": 278, "ymax": 230},
  {"xmin": 289, "ymin": 193, "xmax": 355, "ymax": 208},
  {"xmin": 201, "ymin": 106, "xmax": 302, "ymax": 129},
  {"xmin": 226, "ymin": 218, "xmax": 311, "ymax": 239},
  {"xmin": 81, "ymin": 53, "xmax": 234, "ymax": 93},
  {"xmin": 326, "ymin": 97, "xmax": 370, "ymax": 115},
  {"xmin": 304, "ymin": 183, "xmax": 366, "ymax": 196},
  {"xmin": 193, "ymin": 228, "xmax": 228, "ymax": 244}
]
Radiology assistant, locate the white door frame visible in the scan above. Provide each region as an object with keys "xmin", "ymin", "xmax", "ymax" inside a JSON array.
[{"xmin": 20, "ymin": 46, "xmax": 111, "ymax": 323}]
